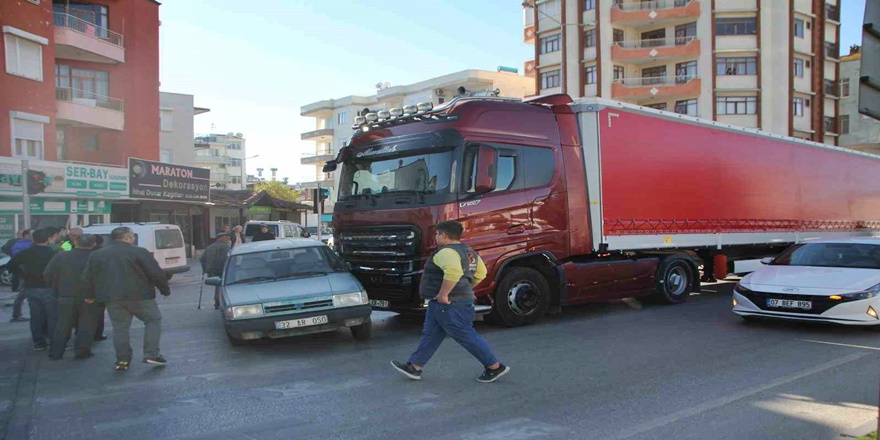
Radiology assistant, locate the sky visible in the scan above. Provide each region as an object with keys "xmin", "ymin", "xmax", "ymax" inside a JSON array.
[{"xmin": 159, "ymin": 0, "xmax": 867, "ymax": 184}]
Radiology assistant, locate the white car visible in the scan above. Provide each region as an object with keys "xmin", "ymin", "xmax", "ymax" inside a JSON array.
[{"xmin": 733, "ymin": 238, "xmax": 880, "ymax": 327}]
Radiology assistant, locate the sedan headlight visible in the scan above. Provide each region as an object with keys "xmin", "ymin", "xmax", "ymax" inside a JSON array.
[
  {"xmin": 230, "ymin": 304, "xmax": 263, "ymax": 319},
  {"xmin": 842, "ymin": 283, "xmax": 880, "ymax": 300},
  {"xmin": 333, "ymin": 291, "xmax": 368, "ymax": 307}
]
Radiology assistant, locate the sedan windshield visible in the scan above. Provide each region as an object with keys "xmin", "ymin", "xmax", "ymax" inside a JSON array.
[
  {"xmin": 225, "ymin": 246, "xmax": 348, "ymax": 284},
  {"xmin": 338, "ymin": 151, "xmax": 453, "ymax": 198},
  {"xmin": 772, "ymin": 243, "xmax": 880, "ymax": 269}
]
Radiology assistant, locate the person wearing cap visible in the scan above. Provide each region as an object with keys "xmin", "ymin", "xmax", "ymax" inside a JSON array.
[
  {"xmin": 231, "ymin": 225, "xmax": 245, "ymax": 248},
  {"xmin": 200, "ymin": 233, "xmax": 231, "ymax": 309},
  {"xmin": 251, "ymin": 225, "xmax": 276, "ymax": 242}
]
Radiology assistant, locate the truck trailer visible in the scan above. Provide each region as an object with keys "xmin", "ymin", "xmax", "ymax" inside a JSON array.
[{"xmin": 323, "ymin": 95, "xmax": 880, "ymax": 326}]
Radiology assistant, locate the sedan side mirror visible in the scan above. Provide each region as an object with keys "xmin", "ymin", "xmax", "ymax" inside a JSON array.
[
  {"xmin": 205, "ymin": 276, "xmax": 222, "ymax": 286},
  {"xmin": 760, "ymin": 257, "xmax": 774, "ymax": 265}
]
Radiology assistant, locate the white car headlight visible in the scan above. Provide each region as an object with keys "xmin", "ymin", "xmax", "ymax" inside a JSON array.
[
  {"xmin": 231, "ymin": 304, "xmax": 263, "ymax": 319},
  {"xmin": 333, "ymin": 291, "xmax": 368, "ymax": 307}
]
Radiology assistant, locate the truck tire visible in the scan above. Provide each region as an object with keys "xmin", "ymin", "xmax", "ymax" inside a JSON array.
[
  {"xmin": 350, "ymin": 318, "xmax": 372, "ymax": 340},
  {"xmin": 489, "ymin": 267, "xmax": 551, "ymax": 327},
  {"xmin": 654, "ymin": 257, "xmax": 694, "ymax": 305}
]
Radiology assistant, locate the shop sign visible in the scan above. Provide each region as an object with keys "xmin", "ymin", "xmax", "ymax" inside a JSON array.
[
  {"xmin": 0, "ymin": 215, "xmax": 14, "ymax": 242},
  {"xmin": 0, "ymin": 157, "xmax": 128, "ymax": 199},
  {"xmin": 0, "ymin": 199, "xmax": 112, "ymax": 215},
  {"xmin": 247, "ymin": 206, "xmax": 273, "ymax": 215},
  {"xmin": 129, "ymin": 158, "xmax": 210, "ymax": 202}
]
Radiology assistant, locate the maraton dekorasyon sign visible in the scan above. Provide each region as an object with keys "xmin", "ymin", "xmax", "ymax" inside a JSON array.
[{"xmin": 128, "ymin": 158, "xmax": 210, "ymax": 202}]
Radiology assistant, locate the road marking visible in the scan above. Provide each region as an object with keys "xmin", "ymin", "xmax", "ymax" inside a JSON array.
[
  {"xmin": 800, "ymin": 339, "xmax": 880, "ymax": 352},
  {"xmin": 605, "ymin": 352, "xmax": 870, "ymax": 440}
]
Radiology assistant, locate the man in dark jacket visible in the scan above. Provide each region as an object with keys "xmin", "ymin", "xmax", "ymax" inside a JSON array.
[
  {"xmin": 251, "ymin": 225, "xmax": 276, "ymax": 242},
  {"xmin": 45, "ymin": 234, "xmax": 98, "ymax": 360},
  {"xmin": 4, "ymin": 229, "xmax": 30, "ymax": 322},
  {"xmin": 200, "ymin": 233, "xmax": 230, "ymax": 310},
  {"xmin": 8, "ymin": 229, "xmax": 59, "ymax": 350},
  {"xmin": 83, "ymin": 227, "xmax": 171, "ymax": 371}
]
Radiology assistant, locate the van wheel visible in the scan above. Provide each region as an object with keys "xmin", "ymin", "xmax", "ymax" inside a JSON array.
[
  {"xmin": 226, "ymin": 331, "xmax": 247, "ymax": 346},
  {"xmin": 488, "ymin": 267, "xmax": 550, "ymax": 327},
  {"xmin": 654, "ymin": 257, "xmax": 694, "ymax": 305},
  {"xmin": 351, "ymin": 318, "xmax": 372, "ymax": 340}
]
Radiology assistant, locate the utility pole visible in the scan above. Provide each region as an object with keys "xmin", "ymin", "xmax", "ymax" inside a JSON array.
[
  {"xmin": 316, "ymin": 184, "xmax": 323, "ymax": 243},
  {"xmin": 21, "ymin": 160, "xmax": 30, "ymax": 229}
]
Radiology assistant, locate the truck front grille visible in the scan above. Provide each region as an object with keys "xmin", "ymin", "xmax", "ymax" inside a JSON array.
[{"xmin": 339, "ymin": 227, "xmax": 420, "ymax": 275}]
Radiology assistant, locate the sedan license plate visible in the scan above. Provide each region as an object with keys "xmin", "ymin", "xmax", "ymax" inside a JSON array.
[
  {"xmin": 370, "ymin": 299, "xmax": 389, "ymax": 308},
  {"xmin": 766, "ymin": 298, "xmax": 812, "ymax": 310},
  {"xmin": 275, "ymin": 315, "xmax": 328, "ymax": 330},
  {"xmin": 165, "ymin": 257, "xmax": 180, "ymax": 263}
]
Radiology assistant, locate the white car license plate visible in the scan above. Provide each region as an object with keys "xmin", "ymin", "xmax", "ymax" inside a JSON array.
[
  {"xmin": 275, "ymin": 315, "xmax": 328, "ymax": 330},
  {"xmin": 370, "ymin": 299, "xmax": 389, "ymax": 308},
  {"xmin": 766, "ymin": 298, "xmax": 812, "ymax": 310}
]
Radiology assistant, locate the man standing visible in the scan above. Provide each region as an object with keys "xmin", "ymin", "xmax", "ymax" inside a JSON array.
[
  {"xmin": 231, "ymin": 225, "xmax": 245, "ymax": 248},
  {"xmin": 392, "ymin": 221, "xmax": 510, "ymax": 383},
  {"xmin": 45, "ymin": 234, "xmax": 99, "ymax": 360},
  {"xmin": 6, "ymin": 229, "xmax": 30, "ymax": 322},
  {"xmin": 201, "ymin": 233, "xmax": 231, "ymax": 310},
  {"xmin": 83, "ymin": 227, "xmax": 171, "ymax": 371},
  {"xmin": 60, "ymin": 227, "xmax": 82, "ymax": 251},
  {"xmin": 251, "ymin": 225, "xmax": 276, "ymax": 242},
  {"xmin": 7, "ymin": 229, "xmax": 59, "ymax": 350}
]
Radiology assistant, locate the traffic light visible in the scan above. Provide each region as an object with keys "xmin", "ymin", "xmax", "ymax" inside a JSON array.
[
  {"xmin": 312, "ymin": 188, "xmax": 329, "ymax": 213},
  {"xmin": 26, "ymin": 170, "xmax": 48, "ymax": 195}
]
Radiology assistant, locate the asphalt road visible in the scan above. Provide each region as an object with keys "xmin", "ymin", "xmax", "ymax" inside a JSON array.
[{"xmin": 0, "ymin": 268, "xmax": 877, "ymax": 440}]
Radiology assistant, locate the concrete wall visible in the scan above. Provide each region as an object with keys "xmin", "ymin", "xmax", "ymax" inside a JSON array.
[{"xmin": 159, "ymin": 92, "xmax": 195, "ymax": 167}]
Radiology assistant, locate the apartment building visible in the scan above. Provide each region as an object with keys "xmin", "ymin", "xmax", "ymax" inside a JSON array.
[
  {"xmin": 194, "ymin": 133, "xmax": 248, "ymax": 190},
  {"xmin": 299, "ymin": 69, "xmax": 534, "ymax": 225},
  {"xmin": 1, "ymin": 0, "xmax": 160, "ymax": 165},
  {"xmin": 523, "ymin": 0, "xmax": 842, "ymax": 144},
  {"xmin": 838, "ymin": 48, "xmax": 880, "ymax": 154},
  {"xmin": 160, "ymin": 92, "xmax": 210, "ymax": 167}
]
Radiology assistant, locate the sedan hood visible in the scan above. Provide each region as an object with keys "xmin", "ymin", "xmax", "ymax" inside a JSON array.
[
  {"xmin": 742, "ymin": 266, "xmax": 880, "ymax": 294},
  {"xmin": 223, "ymin": 272, "xmax": 362, "ymax": 305}
]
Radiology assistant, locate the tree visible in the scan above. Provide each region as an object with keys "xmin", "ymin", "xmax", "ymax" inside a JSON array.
[{"xmin": 255, "ymin": 180, "xmax": 301, "ymax": 202}]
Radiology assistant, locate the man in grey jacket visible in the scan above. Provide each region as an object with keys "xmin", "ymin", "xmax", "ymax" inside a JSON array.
[
  {"xmin": 201, "ymin": 233, "xmax": 230, "ymax": 310},
  {"xmin": 83, "ymin": 227, "xmax": 171, "ymax": 371},
  {"xmin": 45, "ymin": 234, "xmax": 98, "ymax": 360}
]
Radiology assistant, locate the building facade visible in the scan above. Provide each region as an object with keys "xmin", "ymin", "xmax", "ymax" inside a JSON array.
[
  {"xmin": 299, "ymin": 69, "xmax": 535, "ymax": 226},
  {"xmin": 523, "ymin": 0, "xmax": 842, "ymax": 144},
  {"xmin": 194, "ymin": 133, "xmax": 248, "ymax": 190},
  {"xmin": 838, "ymin": 50, "xmax": 880, "ymax": 154},
  {"xmin": 160, "ymin": 92, "xmax": 209, "ymax": 167}
]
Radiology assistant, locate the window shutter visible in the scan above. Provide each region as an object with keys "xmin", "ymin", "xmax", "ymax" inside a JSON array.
[
  {"xmin": 13, "ymin": 118, "xmax": 44, "ymax": 141},
  {"xmin": 18, "ymin": 38, "xmax": 42, "ymax": 80}
]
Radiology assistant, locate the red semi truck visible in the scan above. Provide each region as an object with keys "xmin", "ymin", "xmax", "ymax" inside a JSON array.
[{"xmin": 323, "ymin": 95, "xmax": 880, "ymax": 326}]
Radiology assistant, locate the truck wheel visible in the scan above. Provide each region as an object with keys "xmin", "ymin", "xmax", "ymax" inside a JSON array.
[
  {"xmin": 489, "ymin": 267, "xmax": 550, "ymax": 327},
  {"xmin": 351, "ymin": 318, "xmax": 372, "ymax": 340},
  {"xmin": 654, "ymin": 257, "xmax": 694, "ymax": 305},
  {"xmin": 226, "ymin": 330, "xmax": 247, "ymax": 346}
]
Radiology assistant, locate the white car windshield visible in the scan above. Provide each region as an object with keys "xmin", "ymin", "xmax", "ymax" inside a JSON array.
[{"xmin": 772, "ymin": 243, "xmax": 880, "ymax": 269}]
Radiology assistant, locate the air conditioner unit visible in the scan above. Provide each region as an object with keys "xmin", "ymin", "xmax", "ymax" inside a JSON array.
[{"xmin": 435, "ymin": 89, "xmax": 445, "ymax": 96}]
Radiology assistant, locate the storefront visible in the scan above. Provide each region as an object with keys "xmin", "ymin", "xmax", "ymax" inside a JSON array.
[{"xmin": 208, "ymin": 190, "xmax": 309, "ymax": 238}]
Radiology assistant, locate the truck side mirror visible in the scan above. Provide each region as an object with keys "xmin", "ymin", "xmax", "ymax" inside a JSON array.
[
  {"xmin": 322, "ymin": 160, "xmax": 337, "ymax": 173},
  {"xmin": 474, "ymin": 145, "xmax": 497, "ymax": 194}
]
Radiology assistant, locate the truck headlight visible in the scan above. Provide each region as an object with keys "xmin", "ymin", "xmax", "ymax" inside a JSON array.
[
  {"xmin": 333, "ymin": 291, "xmax": 368, "ymax": 307},
  {"xmin": 231, "ymin": 304, "xmax": 263, "ymax": 319}
]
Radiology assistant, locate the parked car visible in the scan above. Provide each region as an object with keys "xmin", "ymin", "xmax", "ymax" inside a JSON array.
[
  {"xmin": 82, "ymin": 223, "xmax": 190, "ymax": 279},
  {"xmin": 243, "ymin": 221, "xmax": 308, "ymax": 242},
  {"xmin": 206, "ymin": 238, "xmax": 372, "ymax": 345},
  {"xmin": 733, "ymin": 238, "xmax": 880, "ymax": 327},
  {"xmin": 0, "ymin": 253, "xmax": 11, "ymax": 286},
  {"xmin": 305, "ymin": 226, "xmax": 334, "ymax": 249}
]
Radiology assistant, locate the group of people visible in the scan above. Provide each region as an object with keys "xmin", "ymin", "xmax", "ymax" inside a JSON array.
[{"xmin": 5, "ymin": 226, "xmax": 172, "ymax": 371}]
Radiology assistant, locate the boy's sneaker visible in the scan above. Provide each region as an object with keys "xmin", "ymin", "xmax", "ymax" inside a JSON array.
[
  {"xmin": 477, "ymin": 364, "xmax": 511, "ymax": 383},
  {"xmin": 391, "ymin": 361, "xmax": 422, "ymax": 380},
  {"xmin": 143, "ymin": 355, "xmax": 167, "ymax": 366},
  {"xmin": 33, "ymin": 343, "xmax": 48, "ymax": 351},
  {"xmin": 115, "ymin": 361, "xmax": 130, "ymax": 371}
]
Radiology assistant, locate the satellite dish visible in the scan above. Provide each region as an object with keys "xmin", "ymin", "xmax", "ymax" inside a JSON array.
[
  {"xmin": 227, "ymin": 132, "xmax": 234, "ymax": 137},
  {"xmin": 235, "ymin": 132, "xmax": 243, "ymax": 138},
  {"xmin": 375, "ymin": 82, "xmax": 383, "ymax": 90}
]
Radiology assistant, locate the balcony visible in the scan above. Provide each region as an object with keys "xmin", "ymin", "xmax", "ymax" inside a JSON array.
[
  {"xmin": 301, "ymin": 128, "xmax": 334, "ymax": 142},
  {"xmin": 611, "ymin": 75, "xmax": 701, "ymax": 102},
  {"xmin": 824, "ymin": 42, "xmax": 840, "ymax": 60},
  {"xmin": 55, "ymin": 87, "xmax": 124, "ymax": 131},
  {"xmin": 194, "ymin": 155, "xmax": 230, "ymax": 165},
  {"xmin": 611, "ymin": 36, "xmax": 699, "ymax": 63},
  {"xmin": 611, "ymin": 0, "xmax": 700, "ymax": 26},
  {"xmin": 301, "ymin": 149, "xmax": 335, "ymax": 166},
  {"xmin": 824, "ymin": 117, "xmax": 838, "ymax": 135},
  {"xmin": 53, "ymin": 13, "xmax": 124, "ymax": 64},
  {"xmin": 824, "ymin": 80, "xmax": 839, "ymax": 98}
]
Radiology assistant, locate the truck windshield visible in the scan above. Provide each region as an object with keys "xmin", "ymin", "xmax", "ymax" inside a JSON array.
[{"xmin": 338, "ymin": 151, "xmax": 453, "ymax": 198}]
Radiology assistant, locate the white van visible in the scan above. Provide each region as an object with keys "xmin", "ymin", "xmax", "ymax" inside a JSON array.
[
  {"xmin": 243, "ymin": 221, "xmax": 308, "ymax": 242},
  {"xmin": 82, "ymin": 223, "xmax": 190, "ymax": 279}
]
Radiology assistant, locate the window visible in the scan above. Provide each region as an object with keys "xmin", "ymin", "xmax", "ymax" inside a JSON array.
[
  {"xmin": 675, "ymin": 99, "xmax": 698, "ymax": 116},
  {"xmin": 840, "ymin": 78, "xmax": 850, "ymax": 97},
  {"xmin": 56, "ymin": 66, "xmax": 109, "ymax": 99},
  {"xmin": 675, "ymin": 22, "xmax": 697, "ymax": 42},
  {"xmin": 715, "ymin": 17, "xmax": 757, "ymax": 36},
  {"xmin": 229, "ymin": 158, "xmax": 242, "ymax": 167},
  {"xmin": 793, "ymin": 58, "xmax": 804, "ymax": 77},
  {"xmin": 824, "ymin": 116, "xmax": 837, "ymax": 133},
  {"xmin": 83, "ymin": 135, "xmax": 99, "ymax": 151},
  {"xmin": 613, "ymin": 29, "xmax": 624, "ymax": 44},
  {"xmin": 540, "ymin": 69, "xmax": 561, "ymax": 89},
  {"xmin": 717, "ymin": 57, "xmax": 757, "ymax": 75},
  {"xmin": 537, "ymin": 0, "xmax": 560, "ymax": 18},
  {"xmin": 12, "ymin": 116, "xmax": 45, "ymax": 159},
  {"xmin": 495, "ymin": 155, "xmax": 516, "ymax": 192},
  {"xmin": 585, "ymin": 65, "xmax": 597, "ymax": 84},
  {"xmin": 840, "ymin": 115, "xmax": 850, "ymax": 134},
  {"xmin": 825, "ymin": 42, "xmax": 839, "ymax": 58},
  {"xmin": 825, "ymin": 4, "xmax": 839, "ymax": 21},
  {"xmin": 585, "ymin": 0, "xmax": 595, "ymax": 10},
  {"xmin": 4, "ymin": 33, "xmax": 43, "ymax": 81},
  {"xmin": 613, "ymin": 65, "xmax": 625, "ymax": 82},
  {"xmin": 675, "ymin": 60, "xmax": 697, "ymax": 83},
  {"xmin": 645, "ymin": 103, "xmax": 668, "ymax": 111},
  {"xmin": 54, "ymin": 3, "xmax": 109, "ymax": 31},
  {"xmin": 155, "ymin": 230, "xmax": 184, "ymax": 250},
  {"xmin": 584, "ymin": 29, "xmax": 596, "ymax": 48},
  {"xmin": 793, "ymin": 97, "xmax": 805, "ymax": 116},
  {"xmin": 641, "ymin": 66, "xmax": 667, "ymax": 85},
  {"xmin": 337, "ymin": 111, "xmax": 348, "ymax": 125},
  {"xmin": 540, "ymin": 33, "xmax": 561, "ymax": 54},
  {"xmin": 56, "ymin": 129, "xmax": 66, "ymax": 161},
  {"xmin": 231, "ymin": 176, "xmax": 242, "ymax": 184},
  {"xmin": 523, "ymin": 147, "xmax": 555, "ymax": 188},
  {"xmin": 716, "ymin": 96, "xmax": 757, "ymax": 115},
  {"xmin": 160, "ymin": 149, "xmax": 172, "ymax": 163},
  {"xmin": 160, "ymin": 109, "xmax": 173, "ymax": 132},
  {"xmin": 794, "ymin": 18, "xmax": 805, "ymax": 38},
  {"xmin": 227, "ymin": 142, "xmax": 242, "ymax": 150}
]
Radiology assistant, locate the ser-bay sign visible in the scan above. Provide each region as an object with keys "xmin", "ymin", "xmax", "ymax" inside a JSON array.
[
  {"xmin": 128, "ymin": 158, "xmax": 210, "ymax": 202},
  {"xmin": 0, "ymin": 157, "xmax": 128, "ymax": 198}
]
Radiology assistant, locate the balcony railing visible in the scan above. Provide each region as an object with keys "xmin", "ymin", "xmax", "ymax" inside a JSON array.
[
  {"xmin": 824, "ymin": 117, "xmax": 838, "ymax": 134},
  {"xmin": 302, "ymin": 149, "xmax": 334, "ymax": 158},
  {"xmin": 616, "ymin": 75, "xmax": 697, "ymax": 87},
  {"xmin": 56, "ymin": 87, "xmax": 124, "ymax": 112},
  {"xmin": 824, "ymin": 43, "xmax": 839, "ymax": 59},
  {"xmin": 53, "ymin": 12, "xmax": 123, "ymax": 47},
  {"xmin": 825, "ymin": 6, "xmax": 840, "ymax": 21},
  {"xmin": 824, "ymin": 80, "xmax": 839, "ymax": 97},
  {"xmin": 613, "ymin": 0, "xmax": 690, "ymax": 11},
  {"xmin": 615, "ymin": 36, "xmax": 695, "ymax": 49}
]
